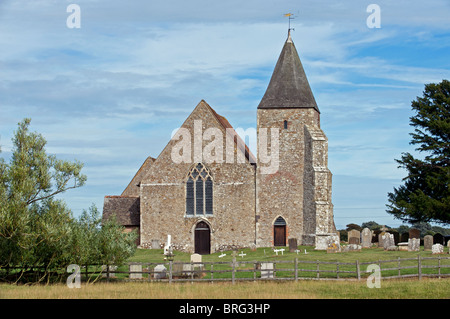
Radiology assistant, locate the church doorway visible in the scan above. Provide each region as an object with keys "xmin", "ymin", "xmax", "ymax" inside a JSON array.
[
  {"xmin": 195, "ymin": 221, "xmax": 210, "ymax": 254},
  {"xmin": 273, "ymin": 216, "xmax": 286, "ymax": 246}
]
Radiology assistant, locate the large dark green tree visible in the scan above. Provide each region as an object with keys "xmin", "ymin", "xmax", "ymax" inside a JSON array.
[{"xmin": 387, "ymin": 80, "xmax": 450, "ymax": 225}]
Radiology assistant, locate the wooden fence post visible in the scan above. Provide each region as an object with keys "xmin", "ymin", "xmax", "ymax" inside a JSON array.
[
  {"xmin": 295, "ymin": 258, "xmax": 298, "ymax": 282},
  {"xmin": 336, "ymin": 262, "xmax": 340, "ymax": 279},
  {"xmin": 316, "ymin": 260, "xmax": 320, "ymax": 279},
  {"xmin": 418, "ymin": 255, "xmax": 422, "ymax": 280},
  {"xmin": 169, "ymin": 261, "xmax": 173, "ymax": 284},
  {"xmin": 398, "ymin": 257, "xmax": 401, "ymax": 278},
  {"xmin": 232, "ymin": 256, "xmax": 236, "ymax": 285},
  {"xmin": 438, "ymin": 256, "xmax": 441, "ymax": 279},
  {"xmin": 356, "ymin": 260, "xmax": 360, "ymax": 281}
]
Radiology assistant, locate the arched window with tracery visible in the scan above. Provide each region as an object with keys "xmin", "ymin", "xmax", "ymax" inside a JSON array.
[{"xmin": 186, "ymin": 163, "xmax": 213, "ymax": 216}]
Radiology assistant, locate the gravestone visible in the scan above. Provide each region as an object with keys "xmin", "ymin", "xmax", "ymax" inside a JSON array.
[
  {"xmin": 383, "ymin": 233, "xmax": 395, "ymax": 250},
  {"xmin": 348, "ymin": 229, "xmax": 361, "ymax": 245},
  {"xmin": 153, "ymin": 264, "xmax": 167, "ymax": 279},
  {"xmin": 361, "ymin": 228, "xmax": 372, "ymax": 248},
  {"xmin": 151, "ymin": 239, "xmax": 160, "ymax": 249},
  {"xmin": 408, "ymin": 238, "xmax": 420, "ymax": 252},
  {"xmin": 424, "ymin": 235, "xmax": 433, "ymax": 251},
  {"xmin": 433, "ymin": 233, "xmax": 444, "ymax": 245},
  {"xmin": 261, "ymin": 262, "xmax": 274, "ymax": 279},
  {"xmin": 288, "ymin": 238, "xmax": 298, "ymax": 252},
  {"xmin": 432, "ymin": 244, "xmax": 444, "ymax": 254},
  {"xmin": 409, "ymin": 228, "xmax": 420, "ymax": 239},
  {"xmin": 342, "ymin": 244, "xmax": 361, "ymax": 252},
  {"xmin": 398, "ymin": 242, "xmax": 408, "ymax": 251},
  {"xmin": 191, "ymin": 253, "xmax": 202, "ymax": 263},
  {"xmin": 378, "ymin": 232, "xmax": 386, "ymax": 248},
  {"xmin": 101, "ymin": 265, "xmax": 117, "ymax": 278},
  {"xmin": 129, "ymin": 264, "xmax": 142, "ymax": 279}
]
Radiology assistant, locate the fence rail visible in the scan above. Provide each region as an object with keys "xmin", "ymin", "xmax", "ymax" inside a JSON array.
[
  {"xmin": 106, "ymin": 255, "xmax": 450, "ymax": 283},
  {"xmin": 2, "ymin": 256, "xmax": 449, "ymax": 284}
]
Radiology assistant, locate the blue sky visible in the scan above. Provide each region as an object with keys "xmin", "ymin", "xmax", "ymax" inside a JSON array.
[{"xmin": 0, "ymin": 0, "xmax": 449, "ymax": 229}]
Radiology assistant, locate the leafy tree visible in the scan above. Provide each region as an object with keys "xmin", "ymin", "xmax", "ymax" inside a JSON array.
[
  {"xmin": 361, "ymin": 221, "xmax": 380, "ymax": 230},
  {"xmin": 0, "ymin": 119, "xmax": 137, "ymax": 283},
  {"xmin": 0, "ymin": 119, "xmax": 86, "ymax": 271},
  {"xmin": 387, "ymin": 80, "xmax": 450, "ymax": 225},
  {"xmin": 345, "ymin": 223, "xmax": 362, "ymax": 231}
]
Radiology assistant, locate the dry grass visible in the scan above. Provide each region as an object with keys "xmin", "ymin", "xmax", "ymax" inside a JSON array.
[{"xmin": 1, "ymin": 278, "xmax": 449, "ymax": 299}]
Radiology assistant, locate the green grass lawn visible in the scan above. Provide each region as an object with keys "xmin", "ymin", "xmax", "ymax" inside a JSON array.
[
  {"xmin": 1, "ymin": 246, "xmax": 449, "ymax": 299},
  {"xmin": 122, "ymin": 246, "xmax": 450, "ymax": 281}
]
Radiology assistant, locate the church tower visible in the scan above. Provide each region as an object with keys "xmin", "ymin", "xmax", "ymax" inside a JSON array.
[{"xmin": 256, "ymin": 31, "xmax": 338, "ymax": 249}]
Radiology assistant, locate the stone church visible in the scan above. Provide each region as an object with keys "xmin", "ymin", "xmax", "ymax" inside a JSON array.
[{"xmin": 102, "ymin": 31, "xmax": 339, "ymax": 254}]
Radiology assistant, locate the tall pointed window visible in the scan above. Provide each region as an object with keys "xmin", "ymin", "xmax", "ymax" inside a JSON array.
[{"xmin": 186, "ymin": 163, "xmax": 213, "ymax": 216}]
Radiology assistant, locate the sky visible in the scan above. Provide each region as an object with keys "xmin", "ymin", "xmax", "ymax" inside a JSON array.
[{"xmin": 0, "ymin": 0, "xmax": 449, "ymax": 229}]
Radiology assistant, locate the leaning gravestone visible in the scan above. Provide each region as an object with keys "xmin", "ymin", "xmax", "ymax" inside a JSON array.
[
  {"xmin": 348, "ymin": 229, "xmax": 361, "ymax": 245},
  {"xmin": 424, "ymin": 235, "xmax": 433, "ymax": 251},
  {"xmin": 409, "ymin": 228, "xmax": 420, "ymax": 239},
  {"xmin": 408, "ymin": 238, "xmax": 420, "ymax": 252},
  {"xmin": 432, "ymin": 244, "xmax": 444, "ymax": 254},
  {"xmin": 361, "ymin": 228, "xmax": 372, "ymax": 248},
  {"xmin": 288, "ymin": 238, "xmax": 298, "ymax": 253}
]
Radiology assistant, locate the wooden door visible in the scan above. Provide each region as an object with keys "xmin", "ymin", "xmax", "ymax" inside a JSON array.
[
  {"xmin": 274, "ymin": 225, "xmax": 286, "ymax": 246},
  {"xmin": 195, "ymin": 221, "xmax": 210, "ymax": 254}
]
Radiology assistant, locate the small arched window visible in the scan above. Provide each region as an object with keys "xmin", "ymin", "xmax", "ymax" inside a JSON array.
[
  {"xmin": 283, "ymin": 120, "xmax": 288, "ymax": 129},
  {"xmin": 186, "ymin": 163, "xmax": 213, "ymax": 216}
]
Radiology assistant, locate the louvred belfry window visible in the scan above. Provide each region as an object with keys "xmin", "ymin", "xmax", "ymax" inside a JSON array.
[{"xmin": 186, "ymin": 163, "xmax": 213, "ymax": 216}]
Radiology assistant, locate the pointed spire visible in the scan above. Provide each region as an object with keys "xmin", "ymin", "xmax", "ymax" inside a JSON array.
[{"xmin": 258, "ymin": 34, "xmax": 319, "ymax": 112}]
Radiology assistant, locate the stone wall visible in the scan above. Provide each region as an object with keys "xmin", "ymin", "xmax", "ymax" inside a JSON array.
[
  {"xmin": 256, "ymin": 107, "xmax": 333, "ymax": 247},
  {"xmin": 139, "ymin": 101, "xmax": 256, "ymax": 253}
]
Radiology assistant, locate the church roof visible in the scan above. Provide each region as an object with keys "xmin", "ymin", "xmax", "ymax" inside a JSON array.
[
  {"xmin": 258, "ymin": 32, "xmax": 319, "ymax": 112},
  {"xmin": 204, "ymin": 101, "xmax": 257, "ymax": 164},
  {"xmin": 122, "ymin": 156, "xmax": 155, "ymax": 196},
  {"xmin": 102, "ymin": 196, "xmax": 140, "ymax": 226}
]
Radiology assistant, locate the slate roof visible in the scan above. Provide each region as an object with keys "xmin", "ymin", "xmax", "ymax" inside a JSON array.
[
  {"xmin": 258, "ymin": 32, "xmax": 319, "ymax": 112},
  {"xmin": 102, "ymin": 196, "xmax": 140, "ymax": 226}
]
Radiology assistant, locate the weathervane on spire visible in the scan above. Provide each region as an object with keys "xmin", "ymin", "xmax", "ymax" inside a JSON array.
[
  {"xmin": 284, "ymin": 13, "xmax": 295, "ymax": 33},
  {"xmin": 284, "ymin": 13, "xmax": 295, "ymax": 41}
]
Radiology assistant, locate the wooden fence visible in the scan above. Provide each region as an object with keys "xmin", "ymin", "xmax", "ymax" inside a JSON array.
[
  {"xmin": 101, "ymin": 255, "xmax": 450, "ymax": 283},
  {"xmin": 3, "ymin": 256, "xmax": 449, "ymax": 284}
]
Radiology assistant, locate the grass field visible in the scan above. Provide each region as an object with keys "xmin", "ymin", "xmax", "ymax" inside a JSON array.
[
  {"xmin": 1, "ymin": 278, "xmax": 449, "ymax": 299},
  {"xmin": 1, "ymin": 246, "xmax": 449, "ymax": 299}
]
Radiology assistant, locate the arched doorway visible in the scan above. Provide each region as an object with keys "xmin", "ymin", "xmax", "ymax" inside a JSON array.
[
  {"xmin": 195, "ymin": 221, "xmax": 210, "ymax": 254},
  {"xmin": 273, "ymin": 216, "xmax": 286, "ymax": 246}
]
